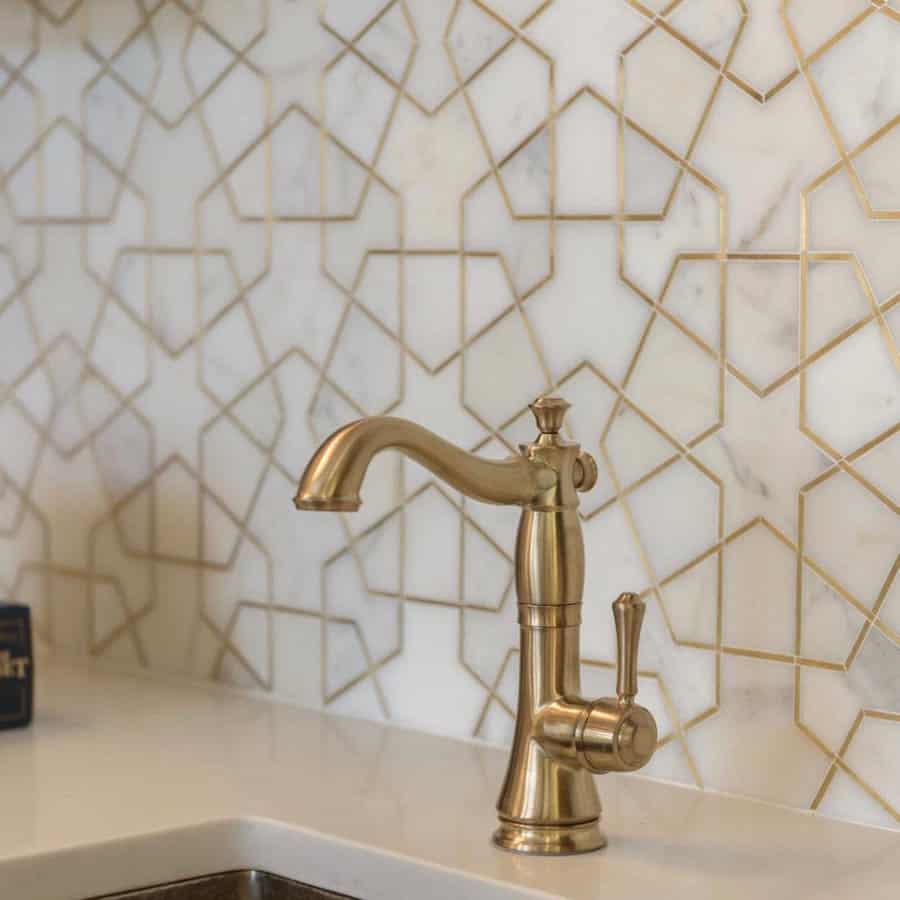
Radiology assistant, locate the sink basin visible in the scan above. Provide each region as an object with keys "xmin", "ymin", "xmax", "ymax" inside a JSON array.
[{"xmin": 90, "ymin": 870, "xmax": 358, "ymax": 900}]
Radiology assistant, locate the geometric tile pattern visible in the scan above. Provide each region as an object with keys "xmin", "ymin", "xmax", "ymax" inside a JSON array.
[{"xmin": 0, "ymin": 0, "xmax": 897, "ymax": 829}]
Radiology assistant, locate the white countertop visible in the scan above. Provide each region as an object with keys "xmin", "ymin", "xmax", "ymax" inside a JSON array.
[{"xmin": 1, "ymin": 660, "xmax": 898, "ymax": 900}]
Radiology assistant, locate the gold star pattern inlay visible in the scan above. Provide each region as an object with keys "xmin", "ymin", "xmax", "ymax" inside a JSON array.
[{"xmin": 0, "ymin": 0, "xmax": 897, "ymax": 828}]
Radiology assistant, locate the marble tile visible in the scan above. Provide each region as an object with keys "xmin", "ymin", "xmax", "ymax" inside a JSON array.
[
  {"xmin": 485, "ymin": 0, "xmax": 546, "ymax": 25},
  {"xmin": 693, "ymin": 76, "xmax": 834, "ymax": 251},
  {"xmin": 640, "ymin": 733, "xmax": 698, "ymax": 786},
  {"xmin": 624, "ymin": 22, "xmax": 720, "ymax": 158},
  {"xmin": 28, "ymin": 13, "xmax": 98, "ymax": 124},
  {"xmin": 327, "ymin": 305, "xmax": 403, "ymax": 415},
  {"xmin": 626, "ymin": 312, "xmax": 720, "ymax": 445},
  {"xmin": 466, "ymin": 39, "xmax": 550, "ymax": 164},
  {"xmin": 722, "ymin": 522, "xmax": 795, "ymax": 657},
  {"xmin": 248, "ymin": 224, "xmax": 346, "ymax": 366},
  {"xmin": 462, "ymin": 580, "xmax": 517, "ymax": 698},
  {"xmin": 878, "ymin": 569, "xmax": 900, "ymax": 636},
  {"xmin": 380, "ymin": 602, "xmax": 486, "ymax": 738},
  {"xmin": 797, "ymin": 663, "xmax": 864, "ymax": 755},
  {"xmin": 462, "ymin": 305, "xmax": 549, "ymax": 427},
  {"xmin": 623, "ymin": 120, "xmax": 682, "ymax": 217},
  {"xmin": 726, "ymin": 259, "xmax": 799, "ymax": 392},
  {"xmin": 847, "ymin": 627, "xmax": 900, "ymax": 713},
  {"xmin": 271, "ymin": 609, "xmax": 322, "ymax": 705},
  {"xmin": 621, "ymin": 166, "xmax": 722, "ymax": 301},
  {"xmin": 554, "ymin": 92, "xmax": 617, "ymax": 216},
  {"xmin": 804, "ymin": 469, "xmax": 900, "ymax": 612},
  {"xmin": 665, "ymin": 0, "xmax": 741, "ymax": 68},
  {"xmin": 526, "ymin": 0, "xmax": 646, "ymax": 104},
  {"xmin": 807, "ymin": 165, "xmax": 900, "ymax": 302},
  {"xmin": 1, "ymin": 0, "xmax": 898, "ymax": 832},
  {"xmin": 198, "ymin": 0, "xmax": 266, "ymax": 54},
  {"xmin": 806, "ymin": 8, "xmax": 900, "ymax": 152},
  {"xmin": 580, "ymin": 504, "xmax": 648, "ymax": 658},
  {"xmin": 384, "ymin": 0, "xmax": 458, "ymax": 113},
  {"xmin": 626, "ymin": 457, "xmax": 719, "ymax": 583},
  {"xmin": 637, "ymin": 594, "xmax": 718, "ymax": 738},
  {"xmin": 693, "ymin": 376, "xmax": 830, "ymax": 540},
  {"xmin": 463, "ymin": 173, "xmax": 551, "ymax": 296},
  {"xmin": 689, "ymin": 653, "xmax": 831, "ymax": 807},
  {"xmin": 527, "ymin": 222, "xmax": 650, "ymax": 385},
  {"xmin": 448, "ymin": 1, "xmax": 509, "ymax": 86},
  {"xmin": 498, "ymin": 125, "xmax": 551, "ymax": 217},
  {"xmin": 817, "ymin": 767, "xmax": 900, "ymax": 830},
  {"xmin": 324, "ymin": 50, "xmax": 396, "ymax": 166},
  {"xmin": 805, "ymin": 258, "xmax": 873, "ymax": 358},
  {"xmin": 842, "ymin": 714, "xmax": 900, "ymax": 819},
  {"xmin": 325, "ymin": 179, "xmax": 402, "ymax": 288},
  {"xmin": 248, "ymin": 0, "xmax": 341, "ymax": 117},
  {"xmin": 660, "ymin": 258, "xmax": 720, "ymax": 352},
  {"xmin": 355, "ymin": 2, "xmax": 414, "ymax": 86},
  {"xmin": 853, "ymin": 118, "xmax": 900, "ymax": 211},
  {"xmin": 800, "ymin": 566, "xmax": 867, "ymax": 665},
  {"xmin": 380, "ymin": 96, "xmax": 485, "ymax": 246},
  {"xmin": 658, "ymin": 552, "xmax": 719, "ymax": 648},
  {"xmin": 804, "ymin": 319, "xmax": 900, "ymax": 457},
  {"xmin": 784, "ymin": 0, "xmax": 871, "ymax": 58},
  {"xmin": 403, "ymin": 254, "xmax": 460, "ymax": 369},
  {"xmin": 605, "ymin": 401, "xmax": 679, "ymax": 495},
  {"xmin": 321, "ymin": 545, "xmax": 399, "ymax": 698},
  {"xmin": 0, "ymin": 2, "xmax": 36, "ymax": 71},
  {"xmin": 0, "ymin": 79, "xmax": 39, "ymax": 178}
]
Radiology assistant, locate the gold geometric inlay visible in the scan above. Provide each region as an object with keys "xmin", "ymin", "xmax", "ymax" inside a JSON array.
[{"xmin": 0, "ymin": 0, "xmax": 896, "ymax": 829}]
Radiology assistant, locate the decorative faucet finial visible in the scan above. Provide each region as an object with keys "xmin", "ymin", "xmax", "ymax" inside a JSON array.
[{"xmin": 529, "ymin": 395, "xmax": 570, "ymax": 434}]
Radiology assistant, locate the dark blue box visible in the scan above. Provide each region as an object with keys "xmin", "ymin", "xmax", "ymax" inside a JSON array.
[{"xmin": 0, "ymin": 604, "xmax": 33, "ymax": 730}]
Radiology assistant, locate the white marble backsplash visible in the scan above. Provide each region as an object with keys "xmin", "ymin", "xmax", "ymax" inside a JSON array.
[{"xmin": 0, "ymin": 0, "xmax": 898, "ymax": 831}]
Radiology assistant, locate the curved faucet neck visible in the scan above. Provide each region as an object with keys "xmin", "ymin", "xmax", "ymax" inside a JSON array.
[{"xmin": 294, "ymin": 416, "xmax": 557, "ymax": 512}]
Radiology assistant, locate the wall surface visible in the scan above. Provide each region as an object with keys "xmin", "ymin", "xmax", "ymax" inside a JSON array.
[{"xmin": 0, "ymin": 0, "xmax": 898, "ymax": 830}]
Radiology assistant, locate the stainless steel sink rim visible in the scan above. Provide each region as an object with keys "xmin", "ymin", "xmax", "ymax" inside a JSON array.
[{"xmin": 86, "ymin": 869, "xmax": 359, "ymax": 900}]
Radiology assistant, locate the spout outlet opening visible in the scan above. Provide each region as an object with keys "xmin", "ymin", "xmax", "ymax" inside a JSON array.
[{"xmin": 293, "ymin": 494, "xmax": 361, "ymax": 512}]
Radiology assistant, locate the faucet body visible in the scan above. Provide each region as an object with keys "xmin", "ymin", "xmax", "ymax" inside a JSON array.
[{"xmin": 295, "ymin": 397, "xmax": 656, "ymax": 855}]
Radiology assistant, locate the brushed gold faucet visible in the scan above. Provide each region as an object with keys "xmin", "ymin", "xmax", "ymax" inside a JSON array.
[{"xmin": 295, "ymin": 397, "xmax": 657, "ymax": 855}]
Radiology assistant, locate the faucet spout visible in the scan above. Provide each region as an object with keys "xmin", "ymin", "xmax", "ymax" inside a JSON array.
[{"xmin": 294, "ymin": 416, "xmax": 556, "ymax": 512}]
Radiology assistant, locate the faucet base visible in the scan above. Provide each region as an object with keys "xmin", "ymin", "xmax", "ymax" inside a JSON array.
[{"xmin": 491, "ymin": 819, "xmax": 606, "ymax": 856}]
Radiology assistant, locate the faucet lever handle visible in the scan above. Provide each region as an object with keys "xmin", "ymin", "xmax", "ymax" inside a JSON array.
[
  {"xmin": 573, "ymin": 450, "xmax": 598, "ymax": 492},
  {"xmin": 612, "ymin": 592, "xmax": 645, "ymax": 707}
]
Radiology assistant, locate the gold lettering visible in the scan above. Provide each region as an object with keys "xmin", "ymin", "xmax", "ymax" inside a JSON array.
[
  {"xmin": 0, "ymin": 651, "xmax": 29, "ymax": 679},
  {"xmin": 10, "ymin": 657, "xmax": 29, "ymax": 679}
]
